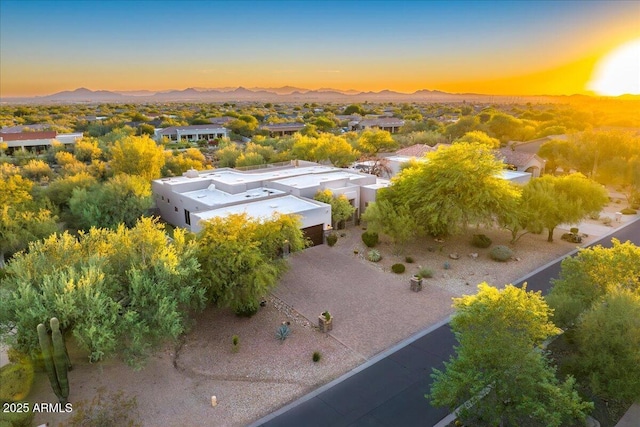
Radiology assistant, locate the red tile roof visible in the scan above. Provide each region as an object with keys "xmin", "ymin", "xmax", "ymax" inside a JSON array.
[
  {"xmin": 0, "ymin": 131, "xmax": 57, "ymax": 141},
  {"xmin": 395, "ymin": 144, "xmax": 436, "ymax": 157}
]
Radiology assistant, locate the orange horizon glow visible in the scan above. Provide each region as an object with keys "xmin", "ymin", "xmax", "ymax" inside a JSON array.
[{"xmin": 1, "ymin": 2, "xmax": 639, "ymax": 99}]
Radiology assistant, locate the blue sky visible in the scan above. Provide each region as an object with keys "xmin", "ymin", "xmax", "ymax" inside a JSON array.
[{"xmin": 1, "ymin": 1, "xmax": 639, "ymax": 96}]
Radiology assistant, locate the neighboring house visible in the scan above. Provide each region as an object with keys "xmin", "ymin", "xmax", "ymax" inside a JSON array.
[
  {"xmin": 151, "ymin": 161, "xmax": 389, "ymax": 246},
  {"xmin": 259, "ymin": 123, "xmax": 306, "ymax": 137},
  {"xmin": 497, "ymin": 148, "xmax": 546, "ymax": 177},
  {"xmin": 0, "ymin": 131, "xmax": 83, "ymax": 153},
  {"xmin": 156, "ymin": 125, "xmax": 228, "ymax": 143},
  {"xmin": 208, "ymin": 116, "xmax": 235, "ymax": 126},
  {"xmin": 395, "ymin": 144, "xmax": 437, "ymax": 158},
  {"xmin": 348, "ymin": 117, "xmax": 405, "ymax": 133}
]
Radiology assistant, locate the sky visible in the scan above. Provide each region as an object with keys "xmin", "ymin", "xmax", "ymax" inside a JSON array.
[{"xmin": 1, "ymin": 0, "xmax": 639, "ymax": 97}]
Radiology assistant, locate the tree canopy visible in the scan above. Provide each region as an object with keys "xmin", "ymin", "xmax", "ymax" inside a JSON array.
[
  {"xmin": 520, "ymin": 173, "xmax": 608, "ymax": 242},
  {"xmin": 376, "ymin": 142, "xmax": 518, "ymax": 236},
  {"xmin": 109, "ymin": 135, "xmax": 165, "ymax": 181},
  {"xmin": 429, "ymin": 283, "xmax": 592, "ymax": 426},
  {"xmin": 196, "ymin": 213, "xmax": 307, "ymax": 315},
  {"xmin": 0, "ymin": 218, "xmax": 204, "ymax": 368},
  {"xmin": 313, "ymin": 189, "xmax": 356, "ymax": 227}
]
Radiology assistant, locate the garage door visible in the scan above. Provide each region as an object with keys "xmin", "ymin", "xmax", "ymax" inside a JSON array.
[{"xmin": 302, "ymin": 224, "xmax": 324, "ymax": 247}]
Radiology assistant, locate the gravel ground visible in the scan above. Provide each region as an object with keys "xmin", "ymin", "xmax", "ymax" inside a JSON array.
[{"xmin": 28, "ymin": 198, "xmax": 637, "ymax": 427}]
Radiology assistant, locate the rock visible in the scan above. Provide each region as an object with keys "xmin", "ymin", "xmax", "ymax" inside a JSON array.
[
  {"xmin": 585, "ymin": 415, "xmax": 600, "ymax": 427},
  {"xmin": 469, "ymin": 253, "xmax": 478, "ymax": 259},
  {"xmin": 449, "ymin": 253, "xmax": 460, "ymax": 260}
]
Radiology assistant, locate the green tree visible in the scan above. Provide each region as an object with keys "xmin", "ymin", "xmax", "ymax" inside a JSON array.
[
  {"xmin": 313, "ymin": 134, "xmax": 359, "ymax": 167},
  {"xmin": 361, "ymin": 198, "xmax": 422, "ymax": 247},
  {"xmin": 521, "ymin": 173, "xmax": 608, "ymax": 242},
  {"xmin": 227, "ymin": 115, "xmax": 259, "ymax": 137},
  {"xmin": 455, "ymin": 130, "xmax": 500, "ymax": 148},
  {"xmin": 387, "ymin": 143, "xmax": 519, "ymax": 236},
  {"xmin": 444, "ymin": 116, "xmax": 480, "ymax": 141},
  {"xmin": 109, "ymin": 135, "xmax": 165, "ymax": 181},
  {"xmin": 429, "ymin": 283, "xmax": 592, "ymax": 427},
  {"xmin": 162, "ymin": 148, "xmax": 207, "ymax": 177},
  {"xmin": 73, "ymin": 138, "xmax": 103, "ymax": 162},
  {"xmin": 343, "ymin": 104, "xmax": 365, "ymax": 115},
  {"xmin": 216, "ymin": 144, "xmax": 241, "ymax": 168},
  {"xmin": 314, "ymin": 189, "xmax": 356, "ymax": 228},
  {"xmin": 546, "ymin": 239, "xmax": 640, "ymax": 328},
  {"xmin": 68, "ymin": 174, "xmax": 153, "ymax": 230},
  {"xmin": 0, "ymin": 218, "xmax": 204, "ymax": 367},
  {"xmin": 357, "ymin": 129, "xmax": 398, "ymax": 154},
  {"xmin": 572, "ymin": 290, "xmax": 640, "ymax": 401},
  {"xmin": 196, "ymin": 213, "xmax": 306, "ymax": 314},
  {"xmin": 0, "ymin": 175, "xmax": 58, "ymax": 267}
]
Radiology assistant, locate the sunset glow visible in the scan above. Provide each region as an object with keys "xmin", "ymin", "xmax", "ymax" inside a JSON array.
[
  {"xmin": 1, "ymin": 0, "xmax": 639, "ymax": 98},
  {"xmin": 588, "ymin": 39, "xmax": 640, "ymax": 96}
]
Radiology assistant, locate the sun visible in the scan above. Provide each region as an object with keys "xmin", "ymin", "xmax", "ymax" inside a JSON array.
[{"xmin": 587, "ymin": 38, "xmax": 640, "ymax": 96}]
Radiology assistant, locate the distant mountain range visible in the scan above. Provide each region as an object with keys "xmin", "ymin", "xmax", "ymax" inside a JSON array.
[{"xmin": 2, "ymin": 86, "xmax": 636, "ymax": 104}]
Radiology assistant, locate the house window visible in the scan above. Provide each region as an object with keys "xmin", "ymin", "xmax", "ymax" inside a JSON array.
[
  {"xmin": 167, "ymin": 198, "xmax": 170, "ymax": 204},
  {"xmin": 184, "ymin": 209, "xmax": 191, "ymax": 226},
  {"xmin": 174, "ymin": 206, "xmax": 178, "ymax": 212},
  {"xmin": 161, "ymin": 196, "xmax": 165, "ymax": 201}
]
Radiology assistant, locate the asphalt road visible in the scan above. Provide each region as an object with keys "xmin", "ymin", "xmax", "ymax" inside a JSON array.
[{"xmin": 252, "ymin": 219, "xmax": 640, "ymax": 427}]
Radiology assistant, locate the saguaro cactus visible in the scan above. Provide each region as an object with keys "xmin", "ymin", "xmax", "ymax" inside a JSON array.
[
  {"xmin": 37, "ymin": 323, "xmax": 64, "ymax": 403},
  {"xmin": 37, "ymin": 318, "xmax": 70, "ymax": 404},
  {"xmin": 50, "ymin": 318, "xmax": 70, "ymax": 402}
]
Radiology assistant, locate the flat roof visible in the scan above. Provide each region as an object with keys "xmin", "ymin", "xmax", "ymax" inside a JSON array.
[
  {"xmin": 196, "ymin": 165, "xmax": 344, "ymax": 186},
  {"xmin": 192, "ymin": 194, "xmax": 327, "ymax": 222},
  {"xmin": 182, "ymin": 186, "xmax": 284, "ymax": 207},
  {"xmin": 272, "ymin": 171, "xmax": 365, "ymax": 189}
]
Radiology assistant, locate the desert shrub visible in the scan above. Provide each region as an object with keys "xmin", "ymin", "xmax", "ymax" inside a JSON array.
[
  {"xmin": 326, "ymin": 232, "xmax": 338, "ymax": 247},
  {"xmin": 367, "ymin": 249, "xmax": 381, "ymax": 262},
  {"xmin": 0, "ymin": 362, "xmax": 34, "ymax": 402},
  {"xmin": 569, "ymin": 227, "xmax": 579, "ymax": 234},
  {"xmin": 361, "ymin": 231, "xmax": 379, "ymax": 247},
  {"xmin": 490, "ymin": 245, "xmax": 514, "ymax": 262},
  {"xmin": 312, "ymin": 351, "xmax": 321, "ymax": 363},
  {"xmin": 234, "ymin": 303, "xmax": 259, "ymax": 318},
  {"xmin": 61, "ymin": 388, "xmax": 141, "ymax": 427},
  {"xmin": 417, "ymin": 267, "xmax": 433, "ymax": 279},
  {"xmin": 601, "ymin": 216, "xmax": 612, "ymax": 226},
  {"xmin": 443, "ymin": 261, "xmax": 451, "ymax": 270},
  {"xmin": 405, "ymin": 256, "xmax": 414, "ymax": 263},
  {"xmin": 621, "ymin": 208, "xmax": 637, "ymax": 215},
  {"xmin": 471, "ymin": 234, "xmax": 492, "ymax": 248},
  {"xmin": 0, "ymin": 406, "xmax": 34, "ymax": 427},
  {"xmin": 391, "ymin": 263, "xmax": 406, "ymax": 274},
  {"xmin": 589, "ymin": 212, "xmax": 601, "ymax": 220},
  {"xmin": 231, "ymin": 335, "xmax": 240, "ymax": 353},
  {"xmin": 275, "ymin": 324, "xmax": 291, "ymax": 343}
]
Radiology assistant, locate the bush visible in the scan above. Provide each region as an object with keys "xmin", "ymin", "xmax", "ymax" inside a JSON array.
[
  {"xmin": 232, "ymin": 335, "xmax": 240, "ymax": 353},
  {"xmin": 326, "ymin": 232, "xmax": 338, "ymax": 247},
  {"xmin": 367, "ymin": 249, "xmax": 381, "ymax": 262},
  {"xmin": 471, "ymin": 234, "xmax": 492, "ymax": 248},
  {"xmin": 569, "ymin": 227, "xmax": 579, "ymax": 234},
  {"xmin": 490, "ymin": 245, "xmax": 514, "ymax": 262},
  {"xmin": 62, "ymin": 388, "xmax": 141, "ymax": 427},
  {"xmin": 443, "ymin": 261, "xmax": 451, "ymax": 270},
  {"xmin": 312, "ymin": 351, "xmax": 321, "ymax": 363},
  {"xmin": 0, "ymin": 362, "xmax": 34, "ymax": 402},
  {"xmin": 621, "ymin": 208, "xmax": 637, "ymax": 215},
  {"xmin": 391, "ymin": 263, "xmax": 406, "ymax": 274},
  {"xmin": 417, "ymin": 267, "xmax": 433, "ymax": 279},
  {"xmin": 361, "ymin": 231, "xmax": 379, "ymax": 247},
  {"xmin": 405, "ymin": 256, "xmax": 414, "ymax": 263},
  {"xmin": 234, "ymin": 303, "xmax": 259, "ymax": 318},
  {"xmin": 601, "ymin": 216, "xmax": 612, "ymax": 226}
]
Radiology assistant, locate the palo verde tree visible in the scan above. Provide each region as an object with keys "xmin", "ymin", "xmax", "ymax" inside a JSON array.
[
  {"xmin": 196, "ymin": 213, "xmax": 307, "ymax": 316},
  {"xmin": 429, "ymin": 283, "xmax": 593, "ymax": 427},
  {"xmin": 108, "ymin": 134, "xmax": 165, "ymax": 181},
  {"xmin": 385, "ymin": 142, "xmax": 519, "ymax": 236},
  {"xmin": 313, "ymin": 189, "xmax": 356, "ymax": 228},
  {"xmin": 0, "ymin": 218, "xmax": 204, "ymax": 368},
  {"xmin": 361, "ymin": 197, "xmax": 422, "ymax": 247},
  {"xmin": 68, "ymin": 174, "xmax": 153, "ymax": 230},
  {"xmin": 520, "ymin": 173, "xmax": 608, "ymax": 242},
  {"xmin": 0, "ymin": 174, "xmax": 58, "ymax": 268},
  {"xmin": 546, "ymin": 240, "xmax": 640, "ymax": 401}
]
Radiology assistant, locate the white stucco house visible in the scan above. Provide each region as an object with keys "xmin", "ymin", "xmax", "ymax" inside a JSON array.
[{"xmin": 151, "ymin": 161, "xmax": 388, "ymax": 246}]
